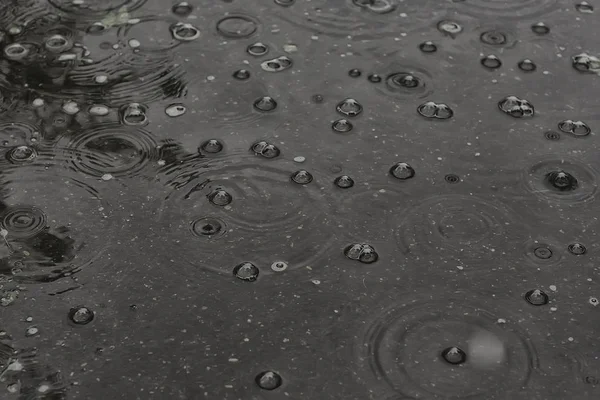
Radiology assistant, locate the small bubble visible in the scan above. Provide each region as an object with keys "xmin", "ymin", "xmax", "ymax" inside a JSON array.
[
  {"xmin": 233, "ymin": 262, "xmax": 259, "ymax": 282},
  {"xmin": 334, "ymin": 175, "xmax": 355, "ymax": 189},
  {"xmin": 390, "ymin": 162, "xmax": 416, "ymax": 180},
  {"xmin": 7, "ymin": 146, "xmax": 37, "ymax": 163},
  {"xmin": 32, "ymin": 98, "xmax": 45, "ymax": 108},
  {"xmin": 332, "ymin": 119, "xmax": 353, "ymax": 133},
  {"xmin": 255, "ymin": 371, "xmax": 282, "ymax": 390},
  {"xmin": 525, "ymin": 289, "xmax": 549, "ymax": 306},
  {"xmin": 89, "ymin": 105, "xmax": 109, "ymax": 116},
  {"xmin": 358, "ymin": 244, "xmax": 379, "ymax": 264},
  {"xmin": 208, "ymin": 189, "xmax": 233, "ymax": 206},
  {"xmin": 568, "ymin": 243, "xmax": 587, "ymax": 255},
  {"xmin": 545, "ymin": 131, "xmax": 561, "ymax": 141},
  {"xmin": 87, "ymin": 22, "xmax": 107, "ymax": 34},
  {"xmin": 576, "ymin": 2, "xmax": 594, "ymax": 13},
  {"xmin": 417, "ymin": 101, "xmax": 454, "ymax": 119},
  {"xmin": 25, "ymin": 326, "xmax": 39, "ymax": 337},
  {"xmin": 172, "ymin": 1, "xmax": 193, "ymax": 16},
  {"xmin": 68, "ymin": 306, "xmax": 95, "ymax": 325},
  {"xmin": 101, "ymin": 174, "xmax": 113, "ymax": 181},
  {"xmin": 368, "ymin": 74, "xmax": 382, "ymax": 83},
  {"xmin": 247, "ymin": 42, "xmax": 269, "ymax": 56},
  {"xmin": 293, "ymin": 156, "xmax": 306, "ymax": 163},
  {"xmin": 4, "ymin": 43, "xmax": 29, "ymax": 60},
  {"xmin": 545, "ymin": 170, "xmax": 578, "ymax": 191},
  {"xmin": 165, "ymin": 104, "xmax": 186, "ymax": 118},
  {"xmin": 444, "ymin": 174, "xmax": 460, "ymax": 183},
  {"xmin": 253, "ymin": 96, "xmax": 277, "ymax": 112},
  {"xmin": 233, "ymin": 69, "xmax": 251, "ymax": 80},
  {"xmin": 344, "ymin": 244, "xmax": 363, "ymax": 260},
  {"xmin": 558, "ymin": 120, "xmax": 591, "ymax": 137},
  {"xmin": 531, "ymin": 22, "xmax": 550, "ymax": 35},
  {"xmin": 437, "ymin": 20, "xmax": 462, "ymax": 36},
  {"xmin": 572, "ymin": 53, "xmax": 600, "ymax": 73},
  {"xmin": 480, "ymin": 30, "xmax": 507, "ymax": 45},
  {"xmin": 171, "ymin": 22, "xmax": 201, "ymax": 41},
  {"xmin": 419, "ymin": 41, "xmax": 437, "ymax": 53},
  {"xmin": 216, "ymin": 15, "xmax": 258, "ymax": 38},
  {"xmin": 518, "ymin": 59, "xmax": 537, "ymax": 72},
  {"xmin": 481, "ymin": 54, "xmax": 502, "ymax": 69},
  {"xmin": 192, "ymin": 217, "xmax": 225, "ymax": 237},
  {"xmin": 62, "ymin": 100, "xmax": 80, "ymax": 115},
  {"xmin": 261, "ymin": 56, "xmax": 293, "ymax": 72},
  {"xmin": 533, "ymin": 246, "xmax": 553, "ymax": 259},
  {"xmin": 251, "ymin": 141, "xmax": 280, "ymax": 158},
  {"xmin": 271, "ymin": 261, "xmax": 288, "ymax": 272},
  {"xmin": 585, "ymin": 376, "xmax": 599, "ymax": 384},
  {"xmin": 120, "ymin": 103, "xmax": 148, "ymax": 125},
  {"xmin": 348, "ymin": 68, "xmax": 362, "ymax": 78},
  {"xmin": 291, "ymin": 170, "xmax": 313, "ymax": 184},
  {"xmin": 312, "ymin": 94, "xmax": 324, "ymax": 103},
  {"xmin": 336, "ymin": 98, "xmax": 363, "ymax": 117},
  {"xmin": 441, "ymin": 347, "xmax": 467, "ymax": 365},
  {"xmin": 200, "ymin": 139, "xmax": 224, "ymax": 154},
  {"xmin": 45, "ymin": 34, "xmax": 70, "ymax": 52},
  {"xmin": 498, "ymin": 96, "xmax": 534, "ymax": 118},
  {"xmin": 388, "ymin": 73, "xmax": 421, "ymax": 89},
  {"xmin": 589, "ymin": 297, "xmax": 599, "ymax": 306}
]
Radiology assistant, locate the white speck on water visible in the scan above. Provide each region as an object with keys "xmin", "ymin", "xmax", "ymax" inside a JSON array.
[
  {"xmin": 101, "ymin": 174, "xmax": 113, "ymax": 181},
  {"xmin": 283, "ymin": 44, "xmax": 298, "ymax": 53},
  {"xmin": 158, "ymin": 160, "xmax": 166, "ymax": 166},
  {"xmin": 62, "ymin": 101, "xmax": 80, "ymax": 115},
  {"xmin": 207, "ymin": 75, "xmax": 215, "ymax": 81},
  {"xmin": 94, "ymin": 75, "xmax": 108, "ymax": 84},
  {"xmin": 497, "ymin": 318, "xmax": 506, "ymax": 324},
  {"xmin": 589, "ymin": 297, "xmax": 598, "ymax": 306},
  {"xmin": 89, "ymin": 105, "xmax": 109, "ymax": 116},
  {"xmin": 311, "ymin": 279, "xmax": 321, "ymax": 285},
  {"xmin": 32, "ymin": 98, "xmax": 44, "ymax": 107},
  {"xmin": 128, "ymin": 39, "xmax": 141, "ymax": 48},
  {"xmin": 549, "ymin": 285, "xmax": 557, "ymax": 291},
  {"xmin": 38, "ymin": 384, "xmax": 51, "ymax": 393},
  {"xmin": 293, "ymin": 156, "xmax": 305, "ymax": 163}
]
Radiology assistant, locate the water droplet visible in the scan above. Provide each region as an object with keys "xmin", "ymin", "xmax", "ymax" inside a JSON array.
[
  {"xmin": 200, "ymin": 139, "xmax": 224, "ymax": 154},
  {"xmin": 216, "ymin": 15, "xmax": 258, "ymax": 38},
  {"xmin": 344, "ymin": 244, "xmax": 363, "ymax": 260},
  {"xmin": 481, "ymin": 55, "xmax": 502, "ymax": 69},
  {"xmin": 171, "ymin": 22, "xmax": 200, "ymax": 41},
  {"xmin": 545, "ymin": 131, "xmax": 561, "ymax": 141},
  {"xmin": 480, "ymin": 30, "xmax": 507, "ymax": 45},
  {"xmin": 498, "ymin": 96, "xmax": 534, "ymax": 118},
  {"xmin": 7, "ymin": 146, "xmax": 37, "ymax": 163},
  {"xmin": 261, "ymin": 56, "xmax": 292, "ymax": 72},
  {"xmin": 348, "ymin": 68, "xmax": 362, "ymax": 78},
  {"xmin": 233, "ymin": 69, "xmax": 251, "ymax": 80},
  {"xmin": 336, "ymin": 98, "xmax": 363, "ymax": 117},
  {"xmin": 419, "ymin": 41, "xmax": 437, "ymax": 53},
  {"xmin": 390, "ymin": 162, "xmax": 416, "ymax": 180},
  {"xmin": 534, "ymin": 246, "xmax": 553, "ymax": 259},
  {"xmin": 45, "ymin": 34, "xmax": 70, "ymax": 52},
  {"xmin": 191, "ymin": 217, "xmax": 226, "ymax": 238},
  {"xmin": 332, "ymin": 119, "xmax": 353, "ymax": 133},
  {"xmin": 291, "ymin": 170, "xmax": 313, "ymax": 184},
  {"xmin": 568, "ymin": 243, "xmax": 587, "ymax": 255},
  {"xmin": 572, "ymin": 53, "xmax": 600, "ymax": 73},
  {"xmin": 441, "ymin": 346, "xmax": 467, "ymax": 365},
  {"xmin": 208, "ymin": 189, "xmax": 233, "ymax": 206},
  {"xmin": 558, "ymin": 120, "xmax": 591, "ymax": 137},
  {"xmin": 255, "ymin": 371, "xmax": 282, "ymax": 390},
  {"xmin": 437, "ymin": 20, "xmax": 462, "ymax": 36},
  {"xmin": 68, "ymin": 306, "xmax": 94, "ymax": 325},
  {"xmin": 165, "ymin": 104, "xmax": 186, "ymax": 118},
  {"xmin": 251, "ymin": 141, "xmax": 280, "ymax": 158},
  {"xmin": 545, "ymin": 170, "xmax": 578, "ymax": 191},
  {"xmin": 525, "ymin": 289, "xmax": 549, "ymax": 306},
  {"xmin": 271, "ymin": 261, "xmax": 288, "ymax": 272},
  {"xmin": 368, "ymin": 74, "xmax": 382, "ymax": 83},
  {"xmin": 417, "ymin": 102, "xmax": 454, "ymax": 119},
  {"xmin": 172, "ymin": 1, "xmax": 193, "ymax": 16},
  {"xmin": 518, "ymin": 59, "xmax": 537, "ymax": 72},
  {"xmin": 358, "ymin": 244, "xmax": 379, "ymax": 264},
  {"xmin": 589, "ymin": 297, "xmax": 598, "ymax": 306},
  {"xmin": 576, "ymin": 2, "xmax": 594, "ymax": 13},
  {"xmin": 121, "ymin": 103, "xmax": 149, "ymax": 125},
  {"xmin": 233, "ymin": 262, "xmax": 259, "ymax": 281},
  {"xmin": 253, "ymin": 96, "xmax": 277, "ymax": 112},
  {"xmin": 531, "ymin": 22, "xmax": 550, "ymax": 35},
  {"xmin": 334, "ymin": 175, "xmax": 355, "ymax": 189},
  {"xmin": 247, "ymin": 42, "xmax": 269, "ymax": 56},
  {"xmin": 445, "ymin": 174, "xmax": 460, "ymax": 183}
]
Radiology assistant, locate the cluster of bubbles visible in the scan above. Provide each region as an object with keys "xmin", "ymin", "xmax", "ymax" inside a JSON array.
[
  {"xmin": 558, "ymin": 120, "xmax": 591, "ymax": 136},
  {"xmin": 498, "ymin": 96, "xmax": 535, "ymax": 118},
  {"xmin": 344, "ymin": 243, "xmax": 379, "ymax": 264},
  {"xmin": 417, "ymin": 101, "xmax": 454, "ymax": 119},
  {"xmin": 572, "ymin": 53, "xmax": 600, "ymax": 73}
]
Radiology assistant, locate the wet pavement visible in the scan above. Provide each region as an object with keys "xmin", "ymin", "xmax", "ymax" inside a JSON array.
[{"xmin": 0, "ymin": 0, "xmax": 599, "ymax": 399}]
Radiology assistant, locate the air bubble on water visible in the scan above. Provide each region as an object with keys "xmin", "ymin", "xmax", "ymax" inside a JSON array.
[
  {"xmin": 4, "ymin": 43, "xmax": 29, "ymax": 60},
  {"xmin": 358, "ymin": 245, "xmax": 379, "ymax": 264},
  {"xmin": 275, "ymin": 0, "xmax": 295, "ymax": 6},
  {"xmin": 348, "ymin": 68, "xmax": 362, "ymax": 78},
  {"xmin": 525, "ymin": 289, "xmax": 549, "ymax": 306},
  {"xmin": 45, "ymin": 34, "xmax": 70, "ymax": 52},
  {"xmin": 251, "ymin": 141, "xmax": 280, "ymax": 158},
  {"xmin": 390, "ymin": 162, "xmax": 416, "ymax": 180},
  {"xmin": 68, "ymin": 306, "xmax": 95, "ymax": 325},
  {"xmin": 481, "ymin": 55, "xmax": 502, "ymax": 69},
  {"xmin": 498, "ymin": 96, "xmax": 534, "ymax": 118},
  {"xmin": 165, "ymin": 104, "xmax": 187, "ymax": 118},
  {"xmin": 172, "ymin": 1, "xmax": 193, "ymax": 16},
  {"xmin": 334, "ymin": 175, "xmax": 355, "ymax": 189},
  {"xmin": 32, "ymin": 98, "xmax": 45, "ymax": 108},
  {"xmin": 121, "ymin": 103, "xmax": 149, "ymax": 125},
  {"xmin": 532, "ymin": 22, "xmax": 550, "ymax": 35},
  {"xmin": 568, "ymin": 243, "xmax": 586, "ymax": 255},
  {"xmin": 101, "ymin": 174, "xmax": 113, "ymax": 181},
  {"xmin": 89, "ymin": 105, "xmax": 110, "ymax": 116},
  {"xmin": 128, "ymin": 39, "xmax": 141, "ymax": 48},
  {"xmin": 441, "ymin": 346, "xmax": 467, "ymax": 365},
  {"xmin": 518, "ymin": 59, "xmax": 537, "ymax": 72},
  {"xmin": 589, "ymin": 297, "xmax": 599, "ymax": 306},
  {"xmin": 332, "ymin": 119, "xmax": 353, "ymax": 133},
  {"xmin": 247, "ymin": 42, "xmax": 269, "ymax": 56},
  {"xmin": 25, "ymin": 326, "xmax": 39, "ymax": 337},
  {"xmin": 7, "ymin": 146, "xmax": 37, "ymax": 163},
  {"xmin": 417, "ymin": 101, "xmax": 454, "ymax": 119},
  {"xmin": 437, "ymin": 20, "xmax": 462, "ymax": 36},
  {"xmin": 291, "ymin": 170, "xmax": 313, "ymax": 184},
  {"xmin": 261, "ymin": 56, "xmax": 293, "ymax": 72},
  {"xmin": 558, "ymin": 120, "xmax": 591, "ymax": 136},
  {"xmin": 576, "ymin": 2, "xmax": 594, "ymax": 13},
  {"xmin": 233, "ymin": 262, "xmax": 259, "ymax": 282},
  {"xmin": 94, "ymin": 75, "xmax": 108, "ymax": 84},
  {"xmin": 336, "ymin": 98, "xmax": 363, "ymax": 117},
  {"xmin": 419, "ymin": 41, "xmax": 437, "ymax": 53},
  {"xmin": 293, "ymin": 156, "xmax": 305, "ymax": 163},
  {"xmin": 368, "ymin": 74, "xmax": 382, "ymax": 82},
  {"xmin": 200, "ymin": 139, "xmax": 224, "ymax": 154},
  {"xmin": 271, "ymin": 261, "xmax": 288, "ymax": 272},
  {"xmin": 171, "ymin": 22, "xmax": 201, "ymax": 41},
  {"xmin": 208, "ymin": 189, "xmax": 233, "ymax": 206},
  {"xmin": 255, "ymin": 371, "xmax": 282, "ymax": 390},
  {"xmin": 571, "ymin": 53, "xmax": 600, "ymax": 73},
  {"xmin": 545, "ymin": 170, "xmax": 578, "ymax": 191},
  {"xmin": 344, "ymin": 244, "xmax": 363, "ymax": 260},
  {"xmin": 62, "ymin": 101, "xmax": 80, "ymax": 115},
  {"xmin": 233, "ymin": 69, "xmax": 251, "ymax": 80},
  {"xmin": 253, "ymin": 96, "xmax": 277, "ymax": 112}
]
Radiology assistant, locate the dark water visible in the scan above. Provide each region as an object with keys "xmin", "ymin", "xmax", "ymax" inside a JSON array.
[{"xmin": 0, "ymin": 0, "xmax": 599, "ymax": 399}]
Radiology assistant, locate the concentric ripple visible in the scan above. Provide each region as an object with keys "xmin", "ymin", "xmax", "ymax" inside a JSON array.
[
  {"xmin": 358, "ymin": 291, "xmax": 538, "ymax": 399},
  {"xmin": 395, "ymin": 194, "xmax": 521, "ymax": 259},
  {"xmin": 0, "ymin": 121, "xmax": 39, "ymax": 148},
  {"xmin": 0, "ymin": 172, "xmax": 113, "ymax": 283},
  {"xmin": 58, "ymin": 124, "xmax": 160, "ymax": 178},
  {"xmin": 522, "ymin": 237, "xmax": 564, "ymax": 268},
  {"xmin": 374, "ymin": 62, "xmax": 434, "ymax": 99},
  {"xmin": 454, "ymin": 0, "xmax": 560, "ymax": 19},
  {"xmin": 159, "ymin": 158, "xmax": 336, "ymax": 275},
  {"xmin": 523, "ymin": 157, "xmax": 598, "ymax": 203}
]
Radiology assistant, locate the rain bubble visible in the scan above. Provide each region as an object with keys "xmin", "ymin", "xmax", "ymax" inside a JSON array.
[
  {"xmin": 332, "ymin": 119, "xmax": 353, "ymax": 133},
  {"xmin": 208, "ymin": 189, "xmax": 233, "ymax": 206},
  {"xmin": 45, "ymin": 34, "xmax": 70, "ymax": 52},
  {"xmin": 4, "ymin": 43, "xmax": 29, "ymax": 60},
  {"xmin": 253, "ymin": 96, "xmax": 277, "ymax": 112},
  {"xmin": 481, "ymin": 55, "xmax": 502, "ymax": 69},
  {"xmin": 191, "ymin": 217, "xmax": 225, "ymax": 238},
  {"xmin": 171, "ymin": 22, "xmax": 200, "ymax": 41},
  {"xmin": 498, "ymin": 96, "xmax": 534, "ymax": 118},
  {"xmin": 445, "ymin": 174, "xmax": 460, "ymax": 183},
  {"xmin": 62, "ymin": 100, "xmax": 80, "ymax": 115},
  {"xmin": 558, "ymin": 120, "xmax": 591, "ymax": 136},
  {"xmin": 545, "ymin": 131, "xmax": 561, "ymax": 141},
  {"xmin": 417, "ymin": 102, "xmax": 454, "ymax": 119},
  {"xmin": 358, "ymin": 245, "xmax": 379, "ymax": 264},
  {"xmin": 525, "ymin": 289, "xmax": 549, "ymax": 306},
  {"xmin": 87, "ymin": 22, "xmax": 107, "ymax": 34},
  {"xmin": 7, "ymin": 146, "xmax": 37, "ymax": 163},
  {"xmin": 387, "ymin": 73, "xmax": 422, "ymax": 89},
  {"xmin": 344, "ymin": 244, "xmax": 364, "ymax": 260},
  {"xmin": 172, "ymin": 2, "xmax": 193, "ymax": 16},
  {"xmin": 480, "ymin": 30, "xmax": 507, "ymax": 45},
  {"xmin": 216, "ymin": 15, "xmax": 258, "ymax": 38},
  {"xmin": 275, "ymin": 0, "xmax": 295, "ymax": 6},
  {"xmin": 518, "ymin": 59, "xmax": 537, "ymax": 72},
  {"xmin": 68, "ymin": 306, "xmax": 95, "ymax": 325},
  {"xmin": 534, "ymin": 246, "xmax": 553, "ymax": 259},
  {"xmin": 121, "ymin": 103, "xmax": 149, "ymax": 125},
  {"xmin": 437, "ymin": 20, "xmax": 462, "ymax": 36},
  {"xmin": 545, "ymin": 170, "xmax": 578, "ymax": 191},
  {"xmin": 419, "ymin": 41, "xmax": 437, "ymax": 53},
  {"xmin": 251, "ymin": 141, "xmax": 280, "ymax": 158},
  {"xmin": 233, "ymin": 262, "xmax": 259, "ymax": 282},
  {"xmin": 25, "ymin": 326, "xmax": 39, "ymax": 337},
  {"xmin": 441, "ymin": 346, "xmax": 467, "ymax": 365},
  {"xmin": 200, "ymin": 139, "xmax": 224, "ymax": 154},
  {"xmin": 576, "ymin": 2, "xmax": 594, "ymax": 13},
  {"xmin": 271, "ymin": 261, "xmax": 288, "ymax": 272},
  {"xmin": 261, "ymin": 56, "xmax": 293, "ymax": 72},
  {"xmin": 255, "ymin": 371, "xmax": 282, "ymax": 390},
  {"xmin": 291, "ymin": 170, "xmax": 313, "ymax": 184},
  {"xmin": 165, "ymin": 104, "xmax": 186, "ymax": 118},
  {"xmin": 531, "ymin": 22, "xmax": 550, "ymax": 35},
  {"xmin": 589, "ymin": 297, "xmax": 598, "ymax": 306},
  {"xmin": 336, "ymin": 98, "xmax": 363, "ymax": 117},
  {"xmin": 334, "ymin": 175, "xmax": 355, "ymax": 189},
  {"xmin": 247, "ymin": 42, "xmax": 269, "ymax": 56},
  {"xmin": 348, "ymin": 68, "xmax": 362, "ymax": 78},
  {"xmin": 233, "ymin": 69, "xmax": 251, "ymax": 80},
  {"xmin": 572, "ymin": 53, "xmax": 600, "ymax": 73},
  {"xmin": 390, "ymin": 162, "xmax": 416, "ymax": 180},
  {"xmin": 368, "ymin": 74, "xmax": 382, "ymax": 83},
  {"xmin": 568, "ymin": 243, "xmax": 587, "ymax": 255}
]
